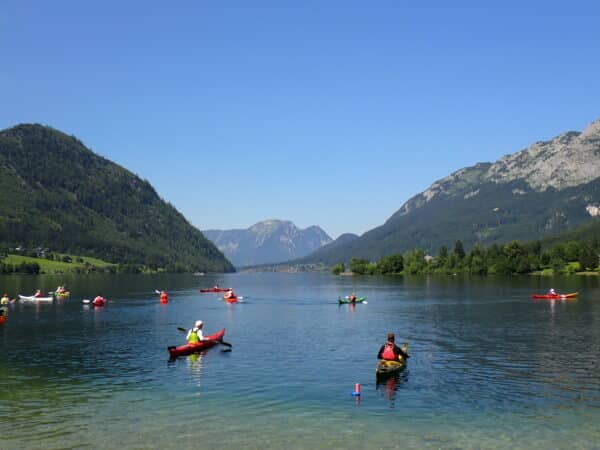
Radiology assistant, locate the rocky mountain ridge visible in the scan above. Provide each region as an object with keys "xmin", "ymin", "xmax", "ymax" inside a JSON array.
[
  {"xmin": 296, "ymin": 117, "xmax": 600, "ymax": 265},
  {"xmin": 203, "ymin": 220, "xmax": 332, "ymax": 267}
]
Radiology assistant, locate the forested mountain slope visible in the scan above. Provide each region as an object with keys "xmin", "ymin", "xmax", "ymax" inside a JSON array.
[{"xmin": 0, "ymin": 124, "xmax": 234, "ymax": 272}]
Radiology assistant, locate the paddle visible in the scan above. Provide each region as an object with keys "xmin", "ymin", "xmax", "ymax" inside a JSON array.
[{"xmin": 176, "ymin": 327, "xmax": 233, "ymax": 349}]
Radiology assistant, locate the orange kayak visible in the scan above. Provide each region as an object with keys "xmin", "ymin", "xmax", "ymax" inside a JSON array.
[{"xmin": 531, "ymin": 292, "xmax": 578, "ymax": 299}]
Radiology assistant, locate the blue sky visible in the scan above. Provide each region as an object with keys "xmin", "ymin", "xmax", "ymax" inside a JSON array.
[{"xmin": 2, "ymin": 1, "xmax": 599, "ymax": 239}]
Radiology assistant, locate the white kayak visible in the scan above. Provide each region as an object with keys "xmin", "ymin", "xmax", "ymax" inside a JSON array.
[{"xmin": 18, "ymin": 294, "xmax": 54, "ymax": 302}]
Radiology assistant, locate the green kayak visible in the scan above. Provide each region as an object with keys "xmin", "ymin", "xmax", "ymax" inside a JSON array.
[
  {"xmin": 376, "ymin": 344, "xmax": 409, "ymax": 379},
  {"xmin": 338, "ymin": 296, "xmax": 367, "ymax": 304}
]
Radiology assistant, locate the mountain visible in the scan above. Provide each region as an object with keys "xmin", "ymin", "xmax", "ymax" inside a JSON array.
[
  {"xmin": 0, "ymin": 124, "xmax": 234, "ymax": 272},
  {"xmin": 298, "ymin": 118, "xmax": 600, "ymax": 265},
  {"xmin": 203, "ymin": 220, "xmax": 332, "ymax": 267}
]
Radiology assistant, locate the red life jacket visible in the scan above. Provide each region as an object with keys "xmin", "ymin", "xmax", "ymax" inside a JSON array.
[{"xmin": 382, "ymin": 342, "xmax": 396, "ymax": 360}]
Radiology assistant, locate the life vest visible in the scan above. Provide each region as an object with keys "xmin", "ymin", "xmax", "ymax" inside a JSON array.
[
  {"xmin": 188, "ymin": 328, "xmax": 200, "ymax": 344},
  {"xmin": 382, "ymin": 343, "xmax": 397, "ymax": 361},
  {"xmin": 1, "ymin": 296, "xmax": 8, "ymax": 305},
  {"xmin": 160, "ymin": 292, "xmax": 168, "ymax": 303}
]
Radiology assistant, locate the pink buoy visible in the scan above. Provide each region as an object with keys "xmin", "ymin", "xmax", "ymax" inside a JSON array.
[{"xmin": 355, "ymin": 383, "xmax": 361, "ymax": 395}]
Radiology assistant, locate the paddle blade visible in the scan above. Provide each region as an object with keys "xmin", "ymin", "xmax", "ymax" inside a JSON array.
[{"xmin": 177, "ymin": 327, "xmax": 187, "ymax": 333}]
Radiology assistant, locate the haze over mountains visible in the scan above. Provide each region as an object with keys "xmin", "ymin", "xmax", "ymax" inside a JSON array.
[
  {"xmin": 203, "ymin": 220, "xmax": 332, "ymax": 267},
  {"xmin": 297, "ymin": 118, "xmax": 600, "ymax": 265}
]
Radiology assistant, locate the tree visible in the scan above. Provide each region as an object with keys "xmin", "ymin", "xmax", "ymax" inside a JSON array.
[
  {"xmin": 350, "ymin": 258, "xmax": 370, "ymax": 275},
  {"xmin": 454, "ymin": 240, "xmax": 465, "ymax": 259},
  {"xmin": 404, "ymin": 249, "xmax": 427, "ymax": 274},
  {"xmin": 376, "ymin": 254, "xmax": 404, "ymax": 274},
  {"xmin": 579, "ymin": 245, "xmax": 598, "ymax": 271},
  {"xmin": 332, "ymin": 263, "xmax": 345, "ymax": 275}
]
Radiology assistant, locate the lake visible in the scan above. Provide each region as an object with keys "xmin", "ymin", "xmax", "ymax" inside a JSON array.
[{"xmin": 1, "ymin": 272, "xmax": 599, "ymax": 449}]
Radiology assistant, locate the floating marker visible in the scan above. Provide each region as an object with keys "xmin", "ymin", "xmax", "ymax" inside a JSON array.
[{"xmin": 351, "ymin": 382, "xmax": 361, "ymax": 396}]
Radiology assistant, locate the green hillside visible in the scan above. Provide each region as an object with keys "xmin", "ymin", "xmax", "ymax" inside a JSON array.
[{"xmin": 0, "ymin": 124, "xmax": 234, "ymax": 273}]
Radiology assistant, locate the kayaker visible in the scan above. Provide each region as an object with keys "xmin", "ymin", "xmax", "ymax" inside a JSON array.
[
  {"xmin": 160, "ymin": 290, "xmax": 168, "ymax": 303},
  {"xmin": 224, "ymin": 289, "xmax": 235, "ymax": 299},
  {"xmin": 377, "ymin": 333, "xmax": 410, "ymax": 361},
  {"xmin": 34, "ymin": 289, "xmax": 44, "ymax": 298},
  {"xmin": 186, "ymin": 320, "xmax": 204, "ymax": 343},
  {"xmin": 349, "ymin": 293, "xmax": 357, "ymax": 303},
  {"xmin": 548, "ymin": 288, "xmax": 557, "ymax": 295},
  {"xmin": 1, "ymin": 293, "xmax": 9, "ymax": 305}
]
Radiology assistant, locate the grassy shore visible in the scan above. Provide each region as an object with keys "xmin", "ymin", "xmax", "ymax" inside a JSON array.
[{"xmin": 2, "ymin": 253, "xmax": 116, "ymax": 274}]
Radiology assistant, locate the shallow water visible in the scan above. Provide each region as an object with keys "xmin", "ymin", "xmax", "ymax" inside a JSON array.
[{"xmin": 1, "ymin": 273, "xmax": 599, "ymax": 449}]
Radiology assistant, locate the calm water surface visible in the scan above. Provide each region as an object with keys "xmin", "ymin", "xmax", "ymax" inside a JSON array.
[{"xmin": 1, "ymin": 273, "xmax": 599, "ymax": 449}]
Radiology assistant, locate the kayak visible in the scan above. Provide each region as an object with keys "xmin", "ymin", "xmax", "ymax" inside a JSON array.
[
  {"xmin": 18, "ymin": 295, "xmax": 54, "ymax": 302},
  {"xmin": 55, "ymin": 291, "xmax": 70, "ymax": 298},
  {"xmin": 168, "ymin": 329, "xmax": 226, "ymax": 358},
  {"xmin": 0, "ymin": 316, "xmax": 6, "ymax": 324},
  {"xmin": 338, "ymin": 296, "xmax": 367, "ymax": 304},
  {"xmin": 531, "ymin": 292, "xmax": 578, "ymax": 299},
  {"xmin": 376, "ymin": 344, "xmax": 409, "ymax": 379},
  {"xmin": 92, "ymin": 297, "xmax": 108, "ymax": 307},
  {"xmin": 200, "ymin": 288, "xmax": 231, "ymax": 293},
  {"xmin": 224, "ymin": 295, "xmax": 238, "ymax": 303}
]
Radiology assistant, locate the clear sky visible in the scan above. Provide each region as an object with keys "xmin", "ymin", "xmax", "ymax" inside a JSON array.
[{"xmin": 1, "ymin": 1, "xmax": 599, "ymax": 239}]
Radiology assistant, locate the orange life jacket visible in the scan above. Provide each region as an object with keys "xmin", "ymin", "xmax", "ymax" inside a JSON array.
[{"xmin": 382, "ymin": 342, "xmax": 397, "ymax": 361}]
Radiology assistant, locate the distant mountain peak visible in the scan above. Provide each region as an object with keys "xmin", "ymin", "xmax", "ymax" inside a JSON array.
[
  {"xmin": 404, "ymin": 118, "xmax": 600, "ymax": 214},
  {"xmin": 203, "ymin": 220, "xmax": 332, "ymax": 267}
]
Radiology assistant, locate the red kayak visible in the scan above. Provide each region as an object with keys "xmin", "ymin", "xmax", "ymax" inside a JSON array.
[
  {"xmin": 92, "ymin": 296, "xmax": 108, "ymax": 306},
  {"xmin": 168, "ymin": 329, "xmax": 226, "ymax": 358},
  {"xmin": 531, "ymin": 292, "xmax": 578, "ymax": 299},
  {"xmin": 224, "ymin": 295, "xmax": 238, "ymax": 303},
  {"xmin": 200, "ymin": 287, "xmax": 231, "ymax": 293}
]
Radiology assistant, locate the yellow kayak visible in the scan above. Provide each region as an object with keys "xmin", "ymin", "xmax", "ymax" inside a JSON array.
[{"xmin": 376, "ymin": 344, "xmax": 409, "ymax": 378}]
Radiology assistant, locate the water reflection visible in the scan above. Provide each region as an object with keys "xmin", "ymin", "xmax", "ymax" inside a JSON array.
[
  {"xmin": 376, "ymin": 370, "xmax": 409, "ymax": 406},
  {"xmin": 187, "ymin": 352, "xmax": 205, "ymax": 386}
]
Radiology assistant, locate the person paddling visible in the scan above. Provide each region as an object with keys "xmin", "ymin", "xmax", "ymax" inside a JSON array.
[
  {"xmin": 224, "ymin": 289, "xmax": 236, "ymax": 299},
  {"xmin": 187, "ymin": 320, "xmax": 205, "ymax": 343},
  {"xmin": 349, "ymin": 292, "xmax": 357, "ymax": 303},
  {"xmin": 1, "ymin": 293, "xmax": 9, "ymax": 305},
  {"xmin": 548, "ymin": 288, "xmax": 557, "ymax": 296},
  {"xmin": 34, "ymin": 289, "xmax": 44, "ymax": 298},
  {"xmin": 160, "ymin": 290, "xmax": 168, "ymax": 304},
  {"xmin": 377, "ymin": 332, "xmax": 410, "ymax": 361}
]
